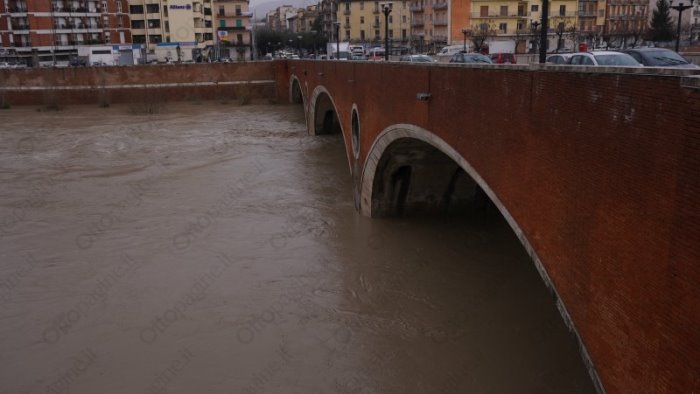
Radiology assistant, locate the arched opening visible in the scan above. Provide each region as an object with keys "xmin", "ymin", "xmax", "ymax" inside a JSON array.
[
  {"xmin": 361, "ymin": 127, "xmax": 602, "ymax": 391},
  {"xmin": 313, "ymin": 92, "xmax": 341, "ymax": 135},
  {"xmin": 371, "ymin": 138, "xmax": 492, "ymax": 217},
  {"xmin": 290, "ymin": 78, "xmax": 303, "ymax": 105}
]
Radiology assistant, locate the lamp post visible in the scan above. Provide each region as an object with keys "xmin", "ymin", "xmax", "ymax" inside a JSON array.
[
  {"xmin": 382, "ymin": 2, "xmax": 393, "ymax": 60},
  {"xmin": 531, "ymin": 21, "xmax": 540, "ymax": 54},
  {"xmin": 670, "ymin": 0, "xmax": 695, "ymax": 52},
  {"xmin": 461, "ymin": 28, "xmax": 468, "ymax": 51},
  {"xmin": 311, "ymin": 30, "xmax": 317, "ymax": 56},
  {"xmin": 335, "ymin": 22, "xmax": 341, "ymax": 58},
  {"xmin": 297, "ymin": 34, "xmax": 302, "ymax": 56},
  {"xmin": 539, "ymin": 0, "xmax": 549, "ymax": 63}
]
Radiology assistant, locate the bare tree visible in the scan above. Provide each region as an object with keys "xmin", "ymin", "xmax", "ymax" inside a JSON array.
[{"xmin": 465, "ymin": 23, "xmax": 497, "ymax": 53}]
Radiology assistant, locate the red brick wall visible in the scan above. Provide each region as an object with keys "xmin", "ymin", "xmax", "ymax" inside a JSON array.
[
  {"xmin": 281, "ymin": 61, "xmax": 700, "ymax": 393},
  {"xmin": 0, "ymin": 62, "xmax": 277, "ymax": 105}
]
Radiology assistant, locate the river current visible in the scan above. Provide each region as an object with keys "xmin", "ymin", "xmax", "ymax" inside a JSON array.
[{"xmin": 0, "ymin": 102, "xmax": 594, "ymax": 393}]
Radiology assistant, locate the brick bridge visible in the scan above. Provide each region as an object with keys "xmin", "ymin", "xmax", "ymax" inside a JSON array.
[
  {"xmin": 1, "ymin": 61, "xmax": 698, "ymax": 392},
  {"xmin": 279, "ymin": 61, "xmax": 699, "ymax": 393}
]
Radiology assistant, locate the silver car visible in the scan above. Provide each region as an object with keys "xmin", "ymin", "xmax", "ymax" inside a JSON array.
[{"xmin": 568, "ymin": 51, "xmax": 642, "ymax": 67}]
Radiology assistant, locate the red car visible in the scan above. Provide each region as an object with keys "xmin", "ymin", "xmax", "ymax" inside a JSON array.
[{"xmin": 489, "ymin": 53, "xmax": 517, "ymax": 64}]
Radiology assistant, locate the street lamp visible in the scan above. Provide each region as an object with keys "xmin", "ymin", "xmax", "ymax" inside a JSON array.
[
  {"xmin": 311, "ymin": 30, "xmax": 317, "ymax": 56},
  {"xmin": 297, "ymin": 35, "xmax": 302, "ymax": 56},
  {"xmin": 334, "ymin": 21, "xmax": 340, "ymax": 59},
  {"xmin": 531, "ymin": 21, "xmax": 540, "ymax": 54},
  {"xmin": 461, "ymin": 28, "xmax": 468, "ymax": 51},
  {"xmin": 539, "ymin": 0, "xmax": 550, "ymax": 63},
  {"xmin": 670, "ymin": 0, "xmax": 695, "ymax": 52},
  {"xmin": 382, "ymin": 2, "xmax": 393, "ymax": 60}
]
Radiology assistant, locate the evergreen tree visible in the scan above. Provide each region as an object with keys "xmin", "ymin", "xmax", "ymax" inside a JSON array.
[{"xmin": 649, "ymin": 0, "xmax": 675, "ymax": 42}]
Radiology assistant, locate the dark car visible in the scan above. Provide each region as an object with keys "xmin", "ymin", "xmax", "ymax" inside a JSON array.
[
  {"xmin": 621, "ymin": 48, "xmax": 700, "ymax": 69},
  {"xmin": 449, "ymin": 52, "xmax": 493, "ymax": 64},
  {"xmin": 489, "ymin": 53, "xmax": 516, "ymax": 64}
]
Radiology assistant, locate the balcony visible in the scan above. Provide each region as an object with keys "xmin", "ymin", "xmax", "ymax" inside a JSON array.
[
  {"xmin": 372, "ymin": 22, "xmax": 381, "ymax": 28},
  {"xmin": 434, "ymin": 19, "xmax": 447, "ymax": 26},
  {"xmin": 16, "ymin": 40, "xmax": 32, "ymax": 47},
  {"xmin": 344, "ymin": 22, "xmax": 351, "ymax": 28},
  {"xmin": 412, "ymin": 20, "xmax": 424, "ymax": 27},
  {"xmin": 410, "ymin": 4, "xmax": 424, "ymax": 12},
  {"xmin": 433, "ymin": 2, "xmax": 447, "ymax": 10},
  {"xmin": 471, "ymin": 12, "xmax": 532, "ymax": 18},
  {"xmin": 578, "ymin": 10, "xmax": 597, "ymax": 17},
  {"xmin": 344, "ymin": 9, "xmax": 351, "ymax": 15},
  {"xmin": 373, "ymin": 7, "xmax": 380, "ymax": 13}
]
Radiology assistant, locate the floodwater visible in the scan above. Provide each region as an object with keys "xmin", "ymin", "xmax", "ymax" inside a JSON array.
[{"xmin": 0, "ymin": 102, "xmax": 594, "ymax": 393}]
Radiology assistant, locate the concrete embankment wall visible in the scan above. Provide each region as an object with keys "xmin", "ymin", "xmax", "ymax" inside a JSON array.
[{"xmin": 0, "ymin": 62, "xmax": 279, "ymax": 106}]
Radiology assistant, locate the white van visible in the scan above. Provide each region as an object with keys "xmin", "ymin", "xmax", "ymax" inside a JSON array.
[{"xmin": 435, "ymin": 44, "xmax": 470, "ymax": 62}]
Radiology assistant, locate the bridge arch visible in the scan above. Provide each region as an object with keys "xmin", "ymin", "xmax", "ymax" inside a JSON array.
[
  {"xmin": 359, "ymin": 123, "xmax": 602, "ymax": 389},
  {"xmin": 289, "ymin": 75, "xmax": 304, "ymax": 105},
  {"xmin": 308, "ymin": 85, "xmax": 342, "ymax": 136}
]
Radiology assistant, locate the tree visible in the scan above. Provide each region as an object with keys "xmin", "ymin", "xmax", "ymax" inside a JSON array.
[
  {"xmin": 465, "ymin": 23, "xmax": 497, "ymax": 53},
  {"xmin": 649, "ymin": 0, "xmax": 674, "ymax": 41}
]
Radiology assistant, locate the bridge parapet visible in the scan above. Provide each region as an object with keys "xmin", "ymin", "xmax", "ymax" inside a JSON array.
[{"xmin": 282, "ymin": 59, "xmax": 700, "ymax": 393}]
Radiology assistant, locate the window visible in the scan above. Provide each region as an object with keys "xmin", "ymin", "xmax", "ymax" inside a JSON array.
[
  {"xmin": 389, "ymin": 15, "xmax": 392, "ymax": 23},
  {"xmin": 346, "ymin": 16, "xmax": 349, "ymax": 24},
  {"xmin": 360, "ymin": 29, "xmax": 365, "ymax": 40},
  {"xmin": 402, "ymin": 29, "xmax": 406, "ymax": 39},
  {"xmin": 235, "ymin": 5, "xmax": 241, "ymax": 15},
  {"xmin": 129, "ymin": 5, "xmax": 143, "ymax": 13},
  {"xmin": 388, "ymin": 29, "xmax": 393, "ymax": 38},
  {"xmin": 500, "ymin": 6, "xmax": 507, "ymax": 16},
  {"xmin": 218, "ymin": 6, "xmax": 224, "ymax": 16},
  {"xmin": 236, "ymin": 33, "xmax": 243, "ymax": 43},
  {"xmin": 116, "ymin": 1, "xmax": 121, "ymax": 12},
  {"xmin": 480, "ymin": 5, "xmax": 488, "ymax": 17},
  {"xmin": 236, "ymin": 19, "xmax": 242, "ymax": 27},
  {"xmin": 375, "ymin": 16, "xmax": 379, "ymax": 25},
  {"xmin": 499, "ymin": 23, "xmax": 507, "ymax": 33},
  {"xmin": 403, "ymin": 1, "xmax": 406, "ymax": 8},
  {"xmin": 219, "ymin": 20, "xmax": 225, "ymax": 27},
  {"xmin": 559, "ymin": 5, "xmax": 566, "ymax": 16},
  {"xmin": 360, "ymin": 16, "xmax": 364, "ymax": 24},
  {"xmin": 118, "ymin": 15, "xmax": 123, "ymax": 27},
  {"xmin": 345, "ymin": 1, "xmax": 350, "ymax": 11},
  {"xmin": 374, "ymin": 29, "xmax": 379, "ymax": 38},
  {"xmin": 101, "ymin": 1, "xmax": 107, "ymax": 11},
  {"xmin": 402, "ymin": 15, "xmax": 406, "ymax": 23},
  {"xmin": 360, "ymin": 1, "xmax": 364, "ymax": 10},
  {"xmin": 531, "ymin": 4, "xmax": 538, "ymax": 12},
  {"xmin": 146, "ymin": 4, "xmax": 159, "ymax": 13},
  {"xmin": 345, "ymin": 30, "xmax": 350, "ymax": 39},
  {"xmin": 131, "ymin": 20, "xmax": 145, "ymax": 29},
  {"xmin": 147, "ymin": 19, "xmax": 160, "ymax": 28}
]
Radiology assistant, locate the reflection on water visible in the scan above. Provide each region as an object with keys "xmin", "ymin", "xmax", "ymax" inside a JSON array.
[{"xmin": 0, "ymin": 103, "xmax": 594, "ymax": 393}]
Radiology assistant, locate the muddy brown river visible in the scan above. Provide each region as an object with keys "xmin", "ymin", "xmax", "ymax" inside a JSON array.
[{"xmin": 0, "ymin": 102, "xmax": 594, "ymax": 393}]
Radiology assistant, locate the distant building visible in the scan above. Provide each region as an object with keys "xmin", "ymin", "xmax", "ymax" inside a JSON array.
[
  {"xmin": 215, "ymin": 0, "xmax": 253, "ymax": 60},
  {"xmin": 129, "ymin": 0, "xmax": 215, "ymax": 59},
  {"xmin": 0, "ymin": 0, "xmax": 131, "ymax": 65},
  {"xmin": 337, "ymin": 0, "xmax": 412, "ymax": 46},
  {"xmin": 319, "ymin": 0, "xmax": 337, "ymax": 39},
  {"xmin": 266, "ymin": 4, "xmax": 294, "ymax": 31}
]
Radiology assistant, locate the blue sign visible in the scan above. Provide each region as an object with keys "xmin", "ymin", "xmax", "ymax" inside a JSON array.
[{"xmin": 169, "ymin": 4, "xmax": 192, "ymax": 10}]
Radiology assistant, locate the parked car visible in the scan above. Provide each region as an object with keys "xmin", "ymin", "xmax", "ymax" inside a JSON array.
[
  {"xmin": 568, "ymin": 51, "xmax": 642, "ymax": 67},
  {"xmin": 489, "ymin": 53, "xmax": 516, "ymax": 64},
  {"xmin": 367, "ymin": 47, "xmax": 385, "ymax": 61},
  {"xmin": 448, "ymin": 52, "xmax": 493, "ymax": 64},
  {"xmin": 350, "ymin": 53, "xmax": 368, "ymax": 60},
  {"xmin": 399, "ymin": 54, "xmax": 435, "ymax": 63},
  {"xmin": 546, "ymin": 53, "xmax": 574, "ymax": 64},
  {"xmin": 621, "ymin": 48, "xmax": 700, "ymax": 69}
]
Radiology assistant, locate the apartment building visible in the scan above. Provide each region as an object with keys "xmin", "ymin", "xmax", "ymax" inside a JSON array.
[
  {"xmin": 215, "ymin": 0, "xmax": 252, "ymax": 60},
  {"xmin": 411, "ymin": 0, "xmax": 445, "ymax": 49},
  {"xmin": 337, "ymin": 0, "xmax": 412, "ymax": 44},
  {"xmin": 0, "ymin": 0, "xmax": 130, "ymax": 65},
  {"xmin": 265, "ymin": 4, "xmax": 294, "ymax": 31},
  {"xmin": 128, "ymin": 0, "xmax": 215, "ymax": 56},
  {"xmin": 289, "ymin": 5, "xmax": 318, "ymax": 33},
  {"xmin": 604, "ymin": 0, "xmax": 648, "ymax": 46},
  {"xmin": 319, "ymin": 0, "xmax": 337, "ymax": 39}
]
